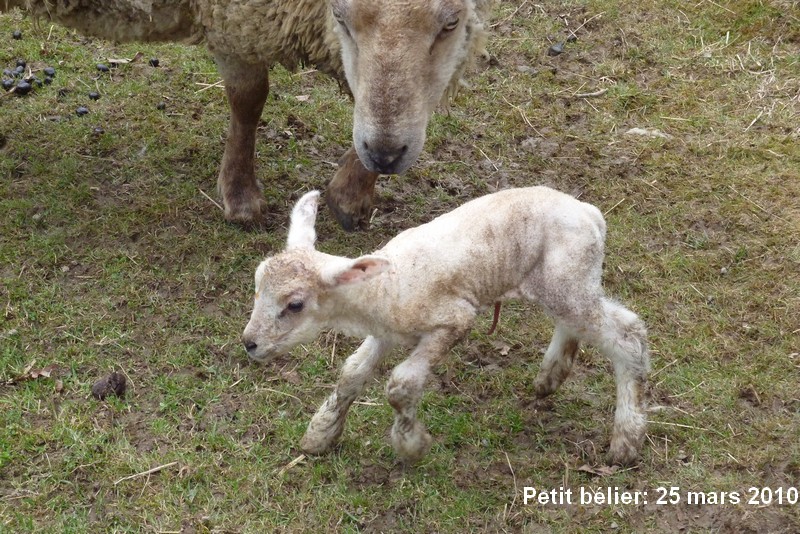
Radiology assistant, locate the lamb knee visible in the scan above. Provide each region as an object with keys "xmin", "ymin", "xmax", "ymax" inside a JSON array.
[{"xmin": 534, "ymin": 331, "xmax": 580, "ymax": 397}]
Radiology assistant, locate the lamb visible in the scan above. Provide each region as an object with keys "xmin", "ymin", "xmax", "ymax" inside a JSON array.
[
  {"xmin": 3, "ymin": 0, "xmax": 492, "ymax": 229},
  {"xmin": 242, "ymin": 187, "xmax": 651, "ymax": 466}
]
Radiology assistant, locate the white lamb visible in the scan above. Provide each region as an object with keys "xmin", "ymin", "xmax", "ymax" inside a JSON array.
[{"xmin": 242, "ymin": 187, "xmax": 650, "ymax": 465}]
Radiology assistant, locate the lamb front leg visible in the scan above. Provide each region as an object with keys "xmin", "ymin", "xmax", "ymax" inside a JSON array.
[
  {"xmin": 385, "ymin": 329, "xmax": 462, "ymax": 463},
  {"xmin": 215, "ymin": 58, "xmax": 270, "ymax": 226},
  {"xmin": 301, "ymin": 337, "xmax": 392, "ymax": 454},
  {"xmin": 325, "ymin": 146, "xmax": 380, "ymax": 231}
]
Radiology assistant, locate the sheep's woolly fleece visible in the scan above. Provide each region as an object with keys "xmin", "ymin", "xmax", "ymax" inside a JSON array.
[{"xmin": 6, "ymin": 0, "xmax": 345, "ymax": 80}]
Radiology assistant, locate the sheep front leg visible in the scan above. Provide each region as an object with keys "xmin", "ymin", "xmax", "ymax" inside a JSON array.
[
  {"xmin": 214, "ymin": 57, "xmax": 270, "ymax": 226},
  {"xmin": 385, "ymin": 330, "xmax": 461, "ymax": 463},
  {"xmin": 325, "ymin": 147, "xmax": 380, "ymax": 231},
  {"xmin": 301, "ymin": 337, "xmax": 391, "ymax": 454}
]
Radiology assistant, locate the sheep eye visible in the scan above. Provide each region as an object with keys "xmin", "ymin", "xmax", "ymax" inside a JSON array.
[
  {"xmin": 286, "ymin": 301, "xmax": 304, "ymax": 313},
  {"xmin": 442, "ymin": 16, "xmax": 459, "ymax": 32}
]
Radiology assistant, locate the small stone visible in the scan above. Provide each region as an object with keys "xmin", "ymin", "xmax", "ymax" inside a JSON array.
[
  {"xmin": 12, "ymin": 30, "xmax": 22, "ymax": 40},
  {"xmin": 43, "ymin": 66, "xmax": 56, "ymax": 77},
  {"xmin": 2, "ymin": 69, "xmax": 12, "ymax": 77},
  {"xmin": 2, "ymin": 79, "xmax": 13, "ymax": 91},
  {"xmin": 76, "ymin": 106, "xmax": 89, "ymax": 116},
  {"xmin": 16, "ymin": 58, "xmax": 26, "ymax": 68},
  {"xmin": 148, "ymin": 58, "xmax": 160, "ymax": 67},
  {"xmin": 92, "ymin": 126, "xmax": 105, "ymax": 135},
  {"xmin": 547, "ymin": 42, "xmax": 565, "ymax": 56},
  {"xmin": 14, "ymin": 65, "xmax": 24, "ymax": 77},
  {"xmin": 88, "ymin": 91, "xmax": 101, "ymax": 100},
  {"xmin": 156, "ymin": 101, "xmax": 166, "ymax": 110},
  {"xmin": 43, "ymin": 77, "xmax": 53, "ymax": 85},
  {"xmin": 96, "ymin": 63, "xmax": 110, "ymax": 73},
  {"xmin": 720, "ymin": 267, "xmax": 728, "ymax": 275}
]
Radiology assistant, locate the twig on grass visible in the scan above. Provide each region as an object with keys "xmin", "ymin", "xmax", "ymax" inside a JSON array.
[
  {"xmin": 194, "ymin": 79, "xmax": 225, "ymax": 93},
  {"xmin": 574, "ymin": 88, "xmax": 609, "ymax": 98},
  {"xmin": 490, "ymin": 0, "xmax": 528, "ymax": 29},
  {"xmin": 275, "ymin": 454, "xmax": 306, "ymax": 477},
  {"xmin": 198, "ymin": 188, "xmax": 224, "ymax": 212},
  {"xmin": 261, "ymin": 386, "xmax": 304, "ymax": 405},
  {"xmin": 727, "ymin": 185, "xmax": 789, "ymax": 224},
  {"xmin": 649, "ymin": 420, "xmax": 727, "ymax": 437},
  {"xmin": 474, "ymin": 145, "xmax": 499, "ymax": 172},
  {"xmin": 503, "ymin": 451, "xmax": 518, "ymax": 523},
  {"xmin": 501, "ymin": 96, "xmax": 540, "ymax": 134},
  {"xmin": 114, "ymin": 461, "xmax": 178, "ymax": 485},
  {"xmin": 743, "ymin": 109, "xmax": 764, "ymax": 132},
  {"xmin": 603, "ymin": 198, "xmax": 625, "ymax": 216},
  {"xmin": 566, "ymin": 12, "xmax": 605, "ymax": 39}
]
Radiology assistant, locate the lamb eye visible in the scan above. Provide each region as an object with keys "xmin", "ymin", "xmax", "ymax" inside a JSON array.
[{"xmin": 286, "ymin": 301, "xmax": 304, "ymax": 313}]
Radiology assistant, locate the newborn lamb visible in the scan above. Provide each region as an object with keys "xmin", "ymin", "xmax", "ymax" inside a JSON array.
[{"xmin": 243, "ymin": 187, "xmax": 650, "ymax": 465}]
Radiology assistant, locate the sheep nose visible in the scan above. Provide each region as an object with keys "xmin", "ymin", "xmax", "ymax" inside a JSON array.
[
  {"xmin": 363, "ymin": 142, "xmax": 408, "ymax": 174},
  {"xmin": 243, "ymin": 339, "xmax": 258, "ymax": 355}
]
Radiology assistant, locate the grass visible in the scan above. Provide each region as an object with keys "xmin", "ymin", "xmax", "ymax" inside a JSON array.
[{"xmin": 1, "ymin": 0, "xmax": 799, "ymax": 531}]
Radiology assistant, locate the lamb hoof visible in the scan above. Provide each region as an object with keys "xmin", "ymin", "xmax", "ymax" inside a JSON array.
[
  {"xmin": 533, "ymin": 376, "xmax": 557, "ymax": 398},
  {"xmin": 300, "ymin": 430, "xmax": 336, "ymax": 455},
  {"xmin": 325, "ymin": 147, "xmax": 379, "ymax": 232},
  {"xmin": 607, "ymin": 436, "xmax": 643, "ymax": 466},
  {"xmin": 390, "ymin": 422, "xmax": 432, "ymax": 464},
  {"xmin": 606, "ymin": 447, "xmax": 640, "ymax": 467}
]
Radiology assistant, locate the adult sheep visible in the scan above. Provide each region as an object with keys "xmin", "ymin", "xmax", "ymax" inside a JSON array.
[{"xmin": 2, "ymin": 0, "xmax": 492, "ymax": 229}]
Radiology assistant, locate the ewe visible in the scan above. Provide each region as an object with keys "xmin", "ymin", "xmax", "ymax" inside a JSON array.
[
  {"xmin": 243, "ymin": 188, "xmax": 650, "ymax": 465},
  {"xmin": 3, "ymin": 0, "xmax": 492, "ymax": 229}
]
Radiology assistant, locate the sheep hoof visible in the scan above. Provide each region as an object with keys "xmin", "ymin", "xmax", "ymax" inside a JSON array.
[
  {"xmin": 325, "ymin": 147, "xmax": 379, "ymax": 232},
  {"xmin": 222, "ymin": 188, "xmax": 268, "ymax": 228}
]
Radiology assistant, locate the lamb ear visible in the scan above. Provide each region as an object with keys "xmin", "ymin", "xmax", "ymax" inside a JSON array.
[
  {"xmin": 286, "ymin": 191, "xmax": 320, "ymax": 250},
  {"xmin": 321, "ymin": 255, "xmax": 392, "ymax": 287}
]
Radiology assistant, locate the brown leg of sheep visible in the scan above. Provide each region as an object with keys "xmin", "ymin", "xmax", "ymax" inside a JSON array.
[
  {"xmin": 325, "ymin": 146, "xmax": 380, "ymax": 231},
  {"xmin": 216, "ymin": 61, "xmax": 270, "ymax": 226}
]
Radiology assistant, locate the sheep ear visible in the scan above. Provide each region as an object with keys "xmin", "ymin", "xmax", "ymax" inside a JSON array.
[
  {"xmin": 286, "ymin": 191, "xmax": 321, "ymax": 250},
  {"xmin": 321, "ymin": 255, "xmax": 392, "ymax": 287}
]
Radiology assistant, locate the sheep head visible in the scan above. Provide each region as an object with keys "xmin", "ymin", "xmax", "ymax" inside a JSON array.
[
  {"xmin": 331, "ymin": 0, "xmax": 479, "ymax": 175},
  {"xmin": 243, "ymin": 191, "xmax": 391, "ymax": 362}
]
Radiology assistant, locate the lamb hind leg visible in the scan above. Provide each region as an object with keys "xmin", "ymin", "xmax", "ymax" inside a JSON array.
[
  {"xmin": 325, "ymin": 147, "xmax": 380, "ymax": 231},
  {"xmin": 582, "ymin": 299, "xmax": 650, "ymax": 466},
  {"xmin": 215, "ymin": 58, "xmax": 270, "ymax": 226},
  {"xmin": 301, "ymin": 337, "xmax": 392, "ymax": 454}
]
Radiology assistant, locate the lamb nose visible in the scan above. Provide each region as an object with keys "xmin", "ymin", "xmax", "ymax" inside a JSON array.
[{"xmin": 243, "ymin": 340, "xmax": 258, "ymax": 353}]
